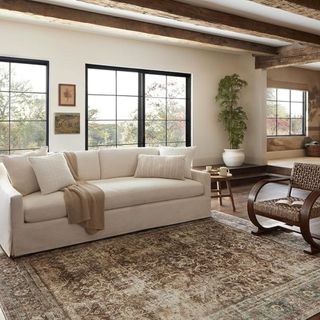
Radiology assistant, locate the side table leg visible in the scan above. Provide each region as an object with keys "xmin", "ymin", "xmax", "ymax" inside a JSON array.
[
  {"xmin": 216, "ymin": 181, "xmax": 222, "ymax": 205},
  {"xmin": 226, "ymin": 180, "xmax": 236, "ymax": 211}
]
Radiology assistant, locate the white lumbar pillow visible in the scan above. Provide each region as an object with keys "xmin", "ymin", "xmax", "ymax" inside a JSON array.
[
  {"xmin": 2, "ymin": 147, "xmax": 48, "ymax": 195},
  {"xmin": 29, "ymin": 153, "xmax": 76, "ymax": 195},
  {"xmin": 159, "ymin": 146, "xmax": 196, "ymax": 179},
  {"xmin": 134, "ymin": 154, "xmax": 185, "ymax": 180}
]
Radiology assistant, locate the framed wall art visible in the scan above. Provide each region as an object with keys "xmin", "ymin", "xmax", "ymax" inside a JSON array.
[
  {"xmin": 59, "ymin": 84, "xmax": 76, "ymax": 106},
  {"xmin": 55, "ymin": 113, "xmax": 80, "ymax": 134}
]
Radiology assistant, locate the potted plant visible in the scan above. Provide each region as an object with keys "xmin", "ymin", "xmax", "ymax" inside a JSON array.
[{"xmin": 215, "ymin": 73, "xmax": 248, "ymax": 166}]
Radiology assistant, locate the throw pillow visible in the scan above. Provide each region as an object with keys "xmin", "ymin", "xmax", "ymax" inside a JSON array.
[
  {"xmin": 29, "ymin": 153, "xmax": 76, "ymax": 195},
  {"xmin": 159, "ymin": 146, "xmax": 196, "ymax": 179},
  {"xmin": 2, "ymin": 147, "xmax": 48, "ymax": 195},
  {"xmin": 134, "ymin": 154, "xmax": 185, "ymax": 180}
]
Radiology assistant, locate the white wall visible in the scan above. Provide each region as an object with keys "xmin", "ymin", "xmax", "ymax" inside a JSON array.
[{"xmin": 0, "ymin": 19, "xmax": 267, "ymax": 165}]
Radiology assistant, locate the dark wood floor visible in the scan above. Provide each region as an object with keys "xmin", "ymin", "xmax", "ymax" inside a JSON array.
[{"xmin": 211, "ymin": 181, "xmax": 320, "ymax": 237}]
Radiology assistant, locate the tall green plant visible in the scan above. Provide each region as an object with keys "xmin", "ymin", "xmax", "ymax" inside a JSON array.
[{"xmin": 215, "ymin": 74, "xmax": 248, "ymax": 149}]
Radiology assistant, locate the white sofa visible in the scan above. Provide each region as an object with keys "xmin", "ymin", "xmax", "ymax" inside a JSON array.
[{"xmin": 0, "ymin": 147, "xmax": 211, "ymax": 257}]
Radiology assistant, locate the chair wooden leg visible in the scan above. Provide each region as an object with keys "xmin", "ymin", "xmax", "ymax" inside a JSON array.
[
  {"xmin": 300, "ymin": 193, "xmax": 320, "ymax": 255},
  {"xmin": 247, "ymin": 200, "xmax": 281, "ymax": 235},
  {"xmin": 251, "ymin": 225, "xmax": 281, "ymax": 236}
]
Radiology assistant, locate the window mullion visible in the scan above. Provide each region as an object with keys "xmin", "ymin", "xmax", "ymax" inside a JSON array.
[{"xmin": 138, "ymin": 72, "xmax": 145, "ymax": 147}]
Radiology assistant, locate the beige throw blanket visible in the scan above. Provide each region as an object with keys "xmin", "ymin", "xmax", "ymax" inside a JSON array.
[{"xmin": 63, "ymin": 152, "xmax": 105, "ymax": 234}]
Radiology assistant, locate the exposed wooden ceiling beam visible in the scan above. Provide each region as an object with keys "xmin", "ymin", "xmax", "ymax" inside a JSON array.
[
  {"xmin": 79, "ymin": 0, "xmax": 320, "ymax": 46},
  {"xmin": 0, "ymin": 0, "xmax": 278, "ymax": 55},
  {"xmin": 249, "ymin": 0, "xmax": 320, "ymax": 20},
  {"xmin": 255, "ymin": 44, "xmax": 320, "ymax": 69}
]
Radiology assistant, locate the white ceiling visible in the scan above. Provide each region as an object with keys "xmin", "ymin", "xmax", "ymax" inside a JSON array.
[
  {"xmin": 40, "ymin": 0, "xmax": 289, "ymax": 46},
  {"xmin": 1, "ymin": 0, "xmax": 320, "ymax": 70},
  {"xmin": 299, "ymin": 62, "xmax": 320, "ymax": 71},
  {"xmin": 179, "ymin": 0, "xmax": 320, "ymax": 35}
]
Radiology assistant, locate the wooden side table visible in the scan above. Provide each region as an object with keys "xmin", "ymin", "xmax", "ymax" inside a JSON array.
[{"xmin": 210, "ymin": 173, "xmax": 236, "ymax": 212}]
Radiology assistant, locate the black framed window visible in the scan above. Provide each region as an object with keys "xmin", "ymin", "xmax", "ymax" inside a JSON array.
[
  {"xmin": 266, "ymin": 88, "xmax": 307, "ymax": 136},
  {"xmin": 0, "ymin": 57, "xmax": 49, "ymax": 154},
  {"xmin": 86, "ymin": 64, "xmax": 191, "ymax": 149}
]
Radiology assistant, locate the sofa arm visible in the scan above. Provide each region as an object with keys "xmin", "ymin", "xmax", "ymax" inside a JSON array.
[
  {"xmin": 191, "ymin": 169, "xmax": 211, "ymax": 197},
  {"xmin": 0, "ymin": 163, "xmax": 23, "ymax": 256}
]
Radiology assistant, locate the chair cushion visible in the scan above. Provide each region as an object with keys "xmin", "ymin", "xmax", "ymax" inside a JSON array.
[
  {"xmin": 90, "ymin": 177, "xmax": 204, "ymax": 210},
  {"xmin": 253, "ymin": 197, "xmax": 320, "ymax": 223},
  {"xmin": 99, "ymin": 148, "xmax": 159, "ymax": 179},
  {"xmin": 24, "ymin": 191, "xmax": 67, "ymax": 223}
]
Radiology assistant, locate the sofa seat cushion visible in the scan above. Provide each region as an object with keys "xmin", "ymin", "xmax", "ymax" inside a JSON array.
[
  {"xmin": 24, "ymin": 191, "xmax": 67, "ymax": 223},
  {"xmin": 90, "ymin": 177, "xmax": 204, "ymax": 210},
  {"xmin": 23, "ymin": 177, "xmax": 204, "ymax": 223}
]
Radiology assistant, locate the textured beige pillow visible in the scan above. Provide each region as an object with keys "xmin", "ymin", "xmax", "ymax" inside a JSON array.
[
  {"xmin": 29, "ymin": 153, "xmax": 76, "ymax": 195},
  {"xmin": 2, "ymin": 147, "xmax": 48, "ymax": 195},
  {"xmin": 134, "ymin": 155, "xmax": 185, "ymax": 180},
  {"xmin": 159, "ymin": 146, "xmax": 196, "ymax": 179}
]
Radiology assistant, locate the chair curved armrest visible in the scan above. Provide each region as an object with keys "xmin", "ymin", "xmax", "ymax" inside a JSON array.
[
  {"xmin": 300, "ymin": 190, "xmax": 320, "ymax": 221},
  {"xmin": 248, "ymin": 177, "xmax": 291, "ymax": 206}
]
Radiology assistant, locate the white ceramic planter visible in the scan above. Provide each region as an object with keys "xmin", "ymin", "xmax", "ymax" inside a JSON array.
[{"xmin": 222, "ymin": 149, "xmax": 245, "ymax": 167}]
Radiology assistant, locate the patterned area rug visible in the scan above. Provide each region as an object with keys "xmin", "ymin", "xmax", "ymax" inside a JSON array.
[{"xmin": 1, "ymin": 212, "xmax": 320, "ymax": 320}]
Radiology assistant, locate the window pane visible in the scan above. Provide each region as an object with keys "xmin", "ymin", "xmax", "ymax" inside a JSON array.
[
  {"xmin": 291, "ymin": 119, "xmax": 303, "ymax": 135},
  {"xmin": 277, "ymin": 102, "xmax": 290, "ymax": 118},
  {"xmin": 117, "ymin": 71, "xmax": 138, "ymax": 96},
  {"xmin": 167, "ymin": 76, "xmax": 186, "ymax": 98},
  {"xmin": 117, "ymin": 121, "xmax": 138, "ymax": 145},
  {"xmin": 266, "ymin": 88, "xmax": 276, "ymax": 100},
  {"xmin": 291, "ymin": 102, "xmax": 303, "ymax": 118},
  {"xmin": 0, "ymin": 62, "xmax": 9, "ymax": 91},
  {"xmin": 10, "ymin": 121, "xmax": 46, "ymax": 150},
  {"xmin": 11, "ymin": 93, "xmax": 46, "ymax": 120},
  {"xmin": 88, "ymin": 69, "xmax": 115, "ymax": 95},
  {"xmin": 266, "ymin": 100, "xmax": 276, "ymax": 118},
  {"xmin": 167, "ymin": 99, "xmax": 186, "ymax": 120},
  {"xmin": 11, "ymin": 63, "xmax": 46, "ymax": 93},
  {"xmin": 117, "ymin": 97, "xmax": 138, "ymax": 120},
  {"xmin": 0, "ymin": 92, "xmax": 9, "ymax": 120},
  {"xmin": 291, "ymin": 90, "xmax": 303, "ymax": 102},
  {"xmin": 0, "ymin": 122, "xmax": 9, "ymax": 150},
  {"xmin": 88, "ymin": 96, "xmax": 116, "ymax": 120},
  {"xmin": 277, "ymin": 89, "xmax": 290, "ymax": 101},
  {"xmin": 145, "ymin": 74, "xmax": 166, "ymax": 98},
  {"xmin": 277, "ymin": 119, "xmax": 290, "ymax": 135},
  {"xmin": 145, "ymin": 98, "xmax": 166, "ymax": 120},
  {"xmin": 167, "ymin": 121, "xmax": 186, "ymax": 143},
  {"xmin": 145, "ymin": 121, "xmax": 166, "ymax": 144},
  {"xmin": 88, "ymin": 121, "xmax": 116, "ymax": 146},
  {"xmin": 266, "ymin": 118, "xmax": 276, "ymax": 136}
]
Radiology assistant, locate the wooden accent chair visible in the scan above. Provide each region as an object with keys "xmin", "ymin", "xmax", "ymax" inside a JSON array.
[{"xmin": 248, "ymin": 162, "xmax": 320, "ymax": 254}]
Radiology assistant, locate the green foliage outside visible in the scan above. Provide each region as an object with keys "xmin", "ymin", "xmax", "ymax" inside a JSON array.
[
  {"xmin": 215, "ymin": 74, "xmax": 248, "ymax": 149},
  {"xmin": 88, "ymin": 76, "xmax": 187, "ymax": 148},
  {"xmin": 0, "ymin": 63, "xmax": 46, "ymax": 154}
]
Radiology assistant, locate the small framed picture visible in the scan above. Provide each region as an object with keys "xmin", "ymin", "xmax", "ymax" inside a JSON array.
[
  {"xmin": 55, "ymin": 113, "xmax": 80, "ymax": 134},
  {"xmin": 59, "ymin": 84, "xmax": 76, "ymax": 106}
]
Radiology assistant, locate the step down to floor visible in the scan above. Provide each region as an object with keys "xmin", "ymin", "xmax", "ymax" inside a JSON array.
[{"xmin": 194, "ymin": 163, "xmax": 290, "ymax": 187}]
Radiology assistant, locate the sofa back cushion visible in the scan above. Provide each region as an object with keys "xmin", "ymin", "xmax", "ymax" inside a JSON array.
[
  {"xmin": 74, "ymin": 150, "xmax": 100, "ymax": 180},
  {"xmin": 2, "ymin": 147, "xmax": 48, "ymax": 195},
  {"xmin": 99, "ymin": 147, "xmax": 159, "ymax": 179}
]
